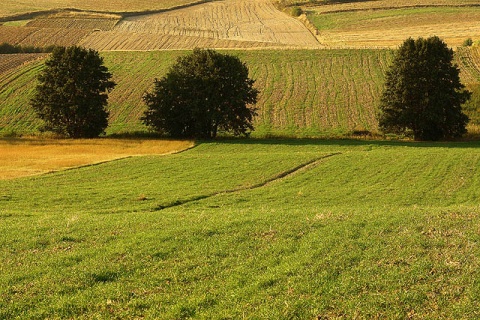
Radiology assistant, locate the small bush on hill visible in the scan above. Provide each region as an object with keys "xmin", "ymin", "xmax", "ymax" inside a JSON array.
[{"xmin": 463, "ymin": 38, "xmax": 473, "ymax": 47}]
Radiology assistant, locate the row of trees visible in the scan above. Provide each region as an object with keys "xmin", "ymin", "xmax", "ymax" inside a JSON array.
[
  {"xmin": 31, "ymin": 37, "xmax": 472, "ymax": 141},
  {"xmin": 31, "ymin": 47, "xmax": 258, "ymax": 139}
]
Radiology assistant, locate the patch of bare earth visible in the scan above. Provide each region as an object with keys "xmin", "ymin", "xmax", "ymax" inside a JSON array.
[
  {"xmin": 0, "ymin": 138, "xmax": 194, "ymax": 179},
  {"xmin": 0, "ymin": 53, "xmax": 46, "ymax": 75}
]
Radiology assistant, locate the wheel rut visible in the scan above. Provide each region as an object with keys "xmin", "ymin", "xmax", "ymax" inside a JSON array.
[{"xmin": 153, "ymin": 152, "xmax": 341, "ymax": 211}]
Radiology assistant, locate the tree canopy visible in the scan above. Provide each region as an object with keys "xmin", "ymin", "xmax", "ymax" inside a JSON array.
[
  {"xmin": 378, "ymin": 36, "xmax": 471, "ymax": 141},
  {"xmin": 142, "ymin": 48, "xmax": 258, "ymax": 139},
  {"xmin": 31, "ymin": 46, "xmax": 116, "ymax": 138}
]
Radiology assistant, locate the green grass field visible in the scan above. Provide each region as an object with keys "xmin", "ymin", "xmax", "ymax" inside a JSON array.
[
  {"xmin": 1, "ymin": 139, "xmax": 480, "ymax": 318},
  {"xmin": 2, "ymin": 48, "xmax": 480, "ymax": 138},
  {"xmin": 2, "ymin": 1, "xmax": 480, "ymax": 318}
]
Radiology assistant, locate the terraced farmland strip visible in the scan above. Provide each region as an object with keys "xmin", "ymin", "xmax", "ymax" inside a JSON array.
[
  {"xmin": 26, "ymin": 12, "xmax": 120, "ymax": 31},
  {"xmin": 3, "ymin": 49, "xmax": 479, "ymax": 137},
  {"xmin": 306, "ymin": 0, "xmax": 480, "ymax": 13},
  {"xmin": 308, "ymin": 6, "xmax": 480, "ymax": 48},
  {"xmin": 0, "ymin": 0, "xmax": 204, "ymax": 18},
  {"xmin": 0, "ymin": 53, "xmax": 46, "ymax": 75},
  {"xmin": 0, "ymin": 25, "xmax": 92, "ymax": 47},
  {"xmin": 79, "ymin": 30, "xmax": 286, "ymax": 51}
]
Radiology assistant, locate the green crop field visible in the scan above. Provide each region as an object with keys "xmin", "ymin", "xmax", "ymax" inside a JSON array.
[
  {"xmin": 2, "ymin": 48, "xmax": 480, "ymax": 138},
  {"xmin": 1, "ymin": 140, "xmax": 480, "ymax": 318}
]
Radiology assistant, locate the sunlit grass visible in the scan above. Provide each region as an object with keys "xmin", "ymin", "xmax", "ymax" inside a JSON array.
[
  {"xmin": 1, "ymin": 140, "xmax": 480, "ymax": 318},
  {"xmin": 0, "ymin": 138, "xmax": 193, "ymax": 179}
]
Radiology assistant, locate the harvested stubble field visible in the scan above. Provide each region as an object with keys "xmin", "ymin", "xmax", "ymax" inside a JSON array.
[
  {"xmin": 304, "ymin": 0, "xmax": 480, "ymax": 13},
  {"xmin": 26, "ymin": 12, "xmax": 120, "ymax": 31},
  {"xmin": 0, "ymin": 25, "xmax": 92, "ymax": 48},
  {"xmin": 2, "ymin": 48, "xmax": 480, "ymax": 137},
  {"xmin": 307, "ymin": 6, "xmax": 480, "ymax": 48},
  {"xmin": 0, "ymin": 0, "xmax": 202, "ymax": 18},
  {"xmin": 2, "ymin": 0, "xmax": 480, "ymax": 50},
  {"xmin": 1, "ymin": 0, "xmax": 321, "ymax": 50},
  {"xmin": 0, "ymin": 138, "xmax": 193, "ymax": 180}
]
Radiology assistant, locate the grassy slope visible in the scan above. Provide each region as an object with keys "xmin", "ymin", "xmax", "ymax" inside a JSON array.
[
  {"xmin": 1, "ymin": 140, "xmax": 480, "ymax": 318},
  {"xmin": 2, "ymin": 48, "xmax": 480, "ymax": 138},
  {"xmin": 1, "ymin": 49, "xmax": 392, "ymax": 137}
]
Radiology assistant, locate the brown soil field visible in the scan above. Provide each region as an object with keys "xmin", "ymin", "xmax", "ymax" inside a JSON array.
[
  {"xmin": 0, "ymin": 138, "xmax": 193, "ymax": 180},
  {"xmin": 0, "ymin": 25, "xmax": 92, "ymax": 47},
  {"xmin": 26, "ymin": 12, "xmax": 120, "ymax": 31},
  {"xmin": 0, "ymin": 0, "xmax": 201, "ymax": 18},
  {"xmin": 0, "ymin": 53, "xmax": 46, "ymax": 75}
]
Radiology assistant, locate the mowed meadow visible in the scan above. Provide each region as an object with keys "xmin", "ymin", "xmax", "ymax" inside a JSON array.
[
  {"xmin": 2, "ymin": 0, "xmax": 480, "ymax": 318},
  {"xmin": 2, "ymin": 140, "xmax": 480, "ymax": 318}
]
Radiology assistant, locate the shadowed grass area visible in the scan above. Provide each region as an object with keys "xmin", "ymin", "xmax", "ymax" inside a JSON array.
[{"xmin": 1, "ymin": 139, "xmax": 480, "ymax": 318}]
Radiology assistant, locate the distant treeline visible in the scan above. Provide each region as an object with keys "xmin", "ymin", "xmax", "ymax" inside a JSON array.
[{"xmin": 0, "ymin": 42, "xmax": 55, "ymax": 54}]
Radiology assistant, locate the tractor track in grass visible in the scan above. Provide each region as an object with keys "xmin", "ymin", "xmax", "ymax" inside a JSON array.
[{"xmin": 153, "ymin": 152, "xmax": 342, "ymax": 211}]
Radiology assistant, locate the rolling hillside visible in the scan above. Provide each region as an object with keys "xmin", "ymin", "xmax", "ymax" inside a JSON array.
[
  {"xmin": 2, "ymin": 48, "xmax": 480, "ymax": 137},
  {"xmin": 1, "ymin": 140, "xmax": 480, "ymax": 318}
]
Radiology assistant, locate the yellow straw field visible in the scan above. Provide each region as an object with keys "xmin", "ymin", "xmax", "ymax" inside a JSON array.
[{"xmin": 0, "ymin": 138, "xmax": 193, "ymax": 179}]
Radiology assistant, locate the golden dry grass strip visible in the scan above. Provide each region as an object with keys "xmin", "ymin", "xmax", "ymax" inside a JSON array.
[{"xmin": 0, "ymin": 138, "xmax": 194, "ymax": 180}]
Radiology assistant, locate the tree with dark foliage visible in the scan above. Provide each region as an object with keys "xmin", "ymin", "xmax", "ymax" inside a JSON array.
[
  {"xmin": 31, "ymin": 46, "xmax": 116, "ymax": 138},
  {"xmin": 142, "ymin": 48, "xmax": 258, "ymax": 139},
  {"xmin": 378, "ymin": 36, "xmax": 470, "ymax": 140}
]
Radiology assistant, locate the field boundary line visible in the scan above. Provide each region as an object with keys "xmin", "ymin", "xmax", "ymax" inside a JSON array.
[
  {"xmin": 153, "ymin": 152, "xmax": 341, "ymax": 211},
  {"xmin": 309, "ymin": 4, "xmax": 480, "ymax": 15}
]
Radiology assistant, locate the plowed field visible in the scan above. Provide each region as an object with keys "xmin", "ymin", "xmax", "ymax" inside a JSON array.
[
  {"xmin": 113, "ymin": 0, "xmax": 320, "ymax": 48},
  {"xmin": 0, "ymin": 53, "xmax": 46, "ymax": 75},
  {"xmin": 0, "ymin": 25, "xmax": 91, "ymax": 47}
]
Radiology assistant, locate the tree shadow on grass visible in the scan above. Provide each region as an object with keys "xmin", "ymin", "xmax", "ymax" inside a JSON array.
[{"xmin": 198, "ymin": 136, "xmax": 480, "ymax": 149}]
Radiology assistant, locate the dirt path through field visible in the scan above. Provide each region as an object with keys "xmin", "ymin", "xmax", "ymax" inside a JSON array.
[{"xmin": 81, "ymin": 0, "xmax": 321, "ymax": 50}]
